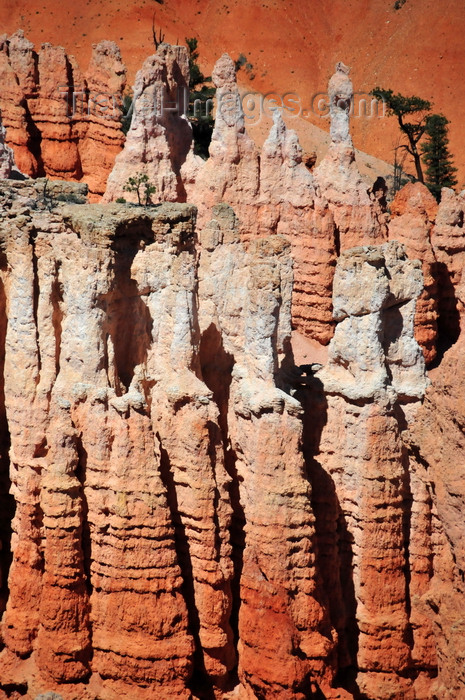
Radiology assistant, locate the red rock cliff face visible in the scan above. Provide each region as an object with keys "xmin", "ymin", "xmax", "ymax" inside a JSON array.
[
  {"xmin": 1, "ymin": 38, "xmax": 465, "ymax": 700},
  {"xmin": 0, "ymin": 181, "xmax": 349, "ymax": 700},
  {"xmin": 0, "ymin": 31, "xmax": 126, "ymax": 199},
  {"xmin": 306, "ymin": 243, "xmax": 437, "ymax": 700},
  {"xmin": 1, "ymin": 179, "xmax": 465, "ymax": 699}
]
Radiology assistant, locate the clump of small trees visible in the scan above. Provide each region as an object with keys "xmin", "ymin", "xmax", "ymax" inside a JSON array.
[{"xmin": 371, "ymin": 87, "xmax": 457, "ymax": 200}]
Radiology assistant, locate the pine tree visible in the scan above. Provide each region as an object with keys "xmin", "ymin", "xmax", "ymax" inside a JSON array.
[
  {"xmin": 185, "ymin": 38, "xmax": 204, "ymax": 88},
  {"xmin": 371, "ymin": 87, "xmax": 431, "ymax": 182},
  {"xmin": 421, "ymin": 114, "xmax": 458, "ymax": 201}
]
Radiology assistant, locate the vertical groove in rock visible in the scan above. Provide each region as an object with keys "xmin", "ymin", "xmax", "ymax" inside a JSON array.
[
  {"xmin": 29, "ymin": 229, "xmax": 42, "ymax": 376},
  {"xmin": 50, "ymin": 262, "xmax": 63, "ymax": 380},
  {"xmin": 402, "ymin": 437, "xmax": 438, "ymax": 696},
  {"xmin": 300, "ymin": 384, "xmax": 355, "ymax": 690},
  {"xmin": 0, "ymin": 271, "xmax": 13, "ymax": 617},
  {"xmin": 156, "ymin": 430, "xmax": 202, "ymax": 670},
  {"xmin": 74, "ymin": 429, "xmax": 92, "ymax": 600},
  {"xmin": 198, "ymin": 320, "xmax": 245, "ymax": 672},
  {"xmin": 430, "ymin": 188, "xmax": 465, "ymax": 355}
]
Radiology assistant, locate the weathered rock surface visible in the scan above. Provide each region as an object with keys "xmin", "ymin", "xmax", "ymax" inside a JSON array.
[
  {"xmin": 1, "ymin": 42, "xmax": 465, "ymax": 700},
  {"xmin": 306, "ymin": 242, "xmax": 436, "ymax": 700},
  {"xmin": 406, "ymin": 325, "xmax": 465, "ymax": 699},
  {"xmin": 0, "ymin": 111, "xmax": 15, "ymax": 178},
  {"xmin": 317, "ymin": 241, "xmax": 428, "ymax": 401},
  {"xmin": 0, "ymin": 32, "xmax": 126, "ymax": 198},
  {"xmin": 182, "ymin": 53, "xmax": 260, "ymax": 234},
  {"xmin": 74, "ymin": 40, "xmax": 127, "ymax": 200},
  {"xmin": 104, "ymin": 43, "xmax": 192, "ymax": 204},
  {"xmin": 0, "ymin": 31, "xmax": 40, "ymax": 176},
  {"xmin": 0, "ymin": 179, "xmax": 464, "ymax": 699},
  {"xmin": 430, "ymin": 187, "xmax": 465, "ymax": 346},
  {"xmin": 0, "ymin": 181, "xmax": 352, "ymax": 700},
  {"xmin": 182, "ymin": 56, "xmax": 338, "ymax": 344},
  {"xmin": 313, "ymin": 63, "xmax": 388, "ymax": 250},
  {"xmin": 0, "ymin": 184, "xmax": 196, "ymax": 699},
  {"xmin": 197, "ymin": 204, "xmax": 342, "ymax": 698},
  {"xmin": 258, "ymin": 111, "xmax": 337, "ymax": 343},
  {"xmin": 388, "ymin": 182, "xmax": 439, "ymax": 365}
]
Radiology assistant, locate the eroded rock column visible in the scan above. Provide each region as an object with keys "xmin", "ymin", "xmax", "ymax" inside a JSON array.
[{"xmin": 313, "ymin": 242, "xmax": 434, "ymax": 699}]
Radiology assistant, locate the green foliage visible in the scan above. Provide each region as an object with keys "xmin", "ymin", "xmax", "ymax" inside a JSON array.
[
  {"xmin": 123, "ymin": 173, "xmax": 157, "ymax": 205},
  {"xmin": 371, "ymin": 88, "xmax": 431, "ymax": 119},
  {"xmin": 421, "ymin": 114, "xmax": 457, "ymax": 201},
  {"xmin": 186, "ymin": 37, "xmax": 215, "ymax": 159},
  {"xmin": 185, "ymin": 37, "xmax": 205, "ymax": 87},
  {"xmin": 115, "ymin": 197, "xmax": 127, "ymax": 203},
  {"xmin": 371, "ymin": 87, "xmax": 432, "ymax": 182}
]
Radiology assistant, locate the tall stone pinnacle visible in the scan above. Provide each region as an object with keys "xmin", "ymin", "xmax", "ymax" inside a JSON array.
[{"xmin": 328, "ymin": 61, "xmax": 353, "ymax": 146}]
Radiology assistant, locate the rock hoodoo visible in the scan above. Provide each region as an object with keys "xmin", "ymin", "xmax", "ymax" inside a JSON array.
[
  {"xmin": 0, "ymin": 181, "xmax": 343, "ymax": 700},
  {"xmin": 0, "ymin": 175, "xmax": 462, "ymax": 700},
  {"xmin": 388, "ymin": 182, "xmax": 439, "ymax": 365},
  {"xmin": 0, "ymin": 35, "xmax": 465, "ymax": 700},
  {"xmin": 103, "ymin": 43, "xmax": 192, "ymax": 204},
  {"xmin": 0, "ymin": 31, "xmax": 126, "ymax": 198},
  {"xmin": 317, "ymin": 241, "xmax": 428, "ymax": 401},
  {"xmin": 313, "ymin": 62, "xmax": 388, "ymax": 250},
  {"xmin": 305, "ymin": 244, "xmax": 437, "ymax": 699}
]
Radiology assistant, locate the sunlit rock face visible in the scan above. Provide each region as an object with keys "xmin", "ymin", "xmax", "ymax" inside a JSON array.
[
  {"xmin": 306, "ymin": 242, "xmax": 437, "ymax": 700},
  {"xmin": 388, "ymin": 182, "xmax": 439, "ymax": 366},
  {"xmin": 0, "ymin": 40, "xmax": 464, "ymax": 700},
  {"xmin": 0, "ymin": 31, "xmax": 126, "ymax": 198},
  {"xmin": 103, "ymin": 43, "xmax": 192, "ymax": 205},
  {"xmin": 0, "ymin": 183, "xmax": 347, "ymax": 700},
  {"xmin": 313, "ymin": 62, "xmax": 388, "ymax": 251}
]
